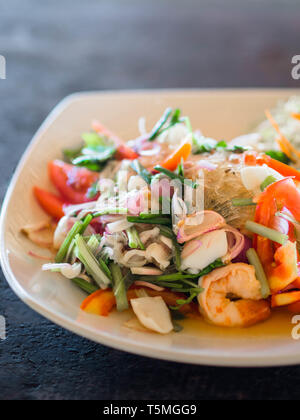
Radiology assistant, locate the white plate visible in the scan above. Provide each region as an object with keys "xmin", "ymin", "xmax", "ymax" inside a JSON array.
[{"xmin": 2, "ymin": 89, "xmax": 300, "ymax": 367}]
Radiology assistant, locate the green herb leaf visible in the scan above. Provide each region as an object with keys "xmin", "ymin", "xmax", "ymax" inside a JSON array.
[
  {"xmin": 149, "ymin": 108, "xmax": 173, "ymax": 141},
  {"xmin": 86, "ymin": 182, "xmax": 99, "ymax": 199},
  {"xmin": 265, "ymin": 150, "xmax": 291, "ymax": 165},
  {"xmin": 130, "ymin": 160, "xmax": 152, "ymax": 184}
]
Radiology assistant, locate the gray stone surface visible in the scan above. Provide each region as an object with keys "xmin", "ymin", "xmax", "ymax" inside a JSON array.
[{"xmin": 1, "ymin": 0, "xmax": 300, "ymax": 400}]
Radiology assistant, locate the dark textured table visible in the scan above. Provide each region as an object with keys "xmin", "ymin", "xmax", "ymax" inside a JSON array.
[{"xmin": 1, "ymin": 0, "xmax": 300, "ymax": 400}]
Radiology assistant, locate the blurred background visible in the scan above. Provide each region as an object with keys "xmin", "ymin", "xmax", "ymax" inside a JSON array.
[
  {"xmin": 1, "ymin": 0, "xmax": 299, "ymax": 195},
  {"xmin": 1, "ymin": 0, "xmax": 300, "ymax": 400}
]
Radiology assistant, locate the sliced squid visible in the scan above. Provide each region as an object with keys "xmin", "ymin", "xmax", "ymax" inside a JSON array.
[
  {"xmin": 145, "ymin": 243, "xmax": 172, "ymax": 270},
  {"xmin": 181, "ymin": 230, "xmax": 228, "ymax": 273},
  {"xmin": 176, "ymin": 210, "xmax": 225, "ymax": 244}
]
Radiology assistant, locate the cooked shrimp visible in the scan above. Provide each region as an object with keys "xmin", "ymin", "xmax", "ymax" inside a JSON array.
[{"xmin": 198, "ymin": 263, "xmax": 271, "ymax": 327}]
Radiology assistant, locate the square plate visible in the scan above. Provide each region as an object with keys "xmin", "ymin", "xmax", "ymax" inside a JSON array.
[{"xmin": 2, "ymin": 89, "xmax": 300, "ymax": 367}]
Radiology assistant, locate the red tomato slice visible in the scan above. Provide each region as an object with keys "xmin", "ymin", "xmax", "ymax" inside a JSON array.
[
  {"xmin": 33, "ymin": 186, "xmax": 65, "ymax": 219},
  {"xmin": 48, "ymin": 160, "xmax": 99, "ymax": 204}
]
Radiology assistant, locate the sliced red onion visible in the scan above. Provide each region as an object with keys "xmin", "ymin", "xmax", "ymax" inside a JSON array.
[
  {"xmin": 100, "ymin": 215, "xmax": 125, "ymax": 224},
  {"xmin": 223, "ymin": 225, "xmax": 246, "ymax": 262},
  {"xmin": 64, "ymin": 201, "xmax": 98, "ymax": 216},
  {"xmin": 134, "ymin": 281, "xmax": 165, "ymax": 291},
  {"xmin": 127, "ymin": 190, "xmax": 148, "ymax": 215},
  {"xmin": 107, "ymin": 218, "xmax": 134, "ymax": 233},
  {"xmin": 28, "ymin": 251, "xmax": 53, "ymax": 261},
  {"xmin": 232, "ymin": 234, "xmax": 252, "ymax": 264},
  {"xmin": 139, "ymin": 143, "xmax": 161, "ymax": 157},
  {"xmin": 181, "ymin": 239, "xmax": 202, "ymax": 259},
  {"xmin": 132, "ymin": 267, "xmax": 163, "ymax": 276}
]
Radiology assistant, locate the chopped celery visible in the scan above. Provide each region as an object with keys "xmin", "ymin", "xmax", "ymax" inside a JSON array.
[
  {"xmin": 245, "ymin": 221, "xmax": 288, "ymax": 245},
  {"xmin": 55, "ymin": 221, "xmax": 83, "ymax": 263},
  {"xmin": 99, "ymin": 258, "xmax": 112, "ymax": 281},
  {"xmin": 246, "ymin": 248, "xmax": 270, "ymax": 299},
  {"xmin": 109, "ymin": 262, "xmax": 129, "ymax": 311},
  {"xmin": 86, "ymin": 235, "xmax": 100, "ymax": 255},
  {"xmin": 126, "ymin": 227, "xmax": 145, "ymax": 250},
  {"xmin": 260, "ymin": 175, "xmax": 277, "ymax": 191},
  {"xmin": 75, "ymin": 235, "xmax": 111, "ymax": 288},
  {"xmin": 55, "ymin": 214, "xmax": 93, "ymax": 263},
  {"xmin": 71, "ymin": 277, "xmax": 99, "ymax": 294},
  {"xmin": 232, "ymin": 198, "xmax": 256, "ymax": 207},
  {"xmin": 80, "ymin": 214, "xmax": 93, "ymax": 233}
]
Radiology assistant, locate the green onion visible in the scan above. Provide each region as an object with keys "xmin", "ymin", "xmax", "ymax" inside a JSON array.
[
  {"xmin": 245, "ymin": 221, "xmax": 288, "ymax": 245},
  {"xmin": 226, "ymin": 145, "xmax": 247, "ymax": 154},
  {"xmin": 149, "ymin": 108, "xmax": 173, "ymax": 141},
  {"xmin": 75, "ymin": 235, "xmax": 111, "ymax": 288},
  {"xmin": 109, "ymin": 262, "xmax": 129, "ymax": 311},
  {"xmin": 176, "ymin": 158, "xmax": 184, "ymax": 177},
  {"xmin": 127, "ymin": 215, "xmax": 171, "ymax": 226},
  {"xmin": 159, "ymin": 226, "xmax": 181, "ymax": 271},
  {"xmin": 154, "ymin": 165, "xmax": 198, "ymax": 189},
  {"xmin": 93, "ymin": 208, "xmax": 128, "ymax": 217},
  {"xmin": 170, "ymin": 292, "xmax": 198, "ymax": 310},
  {"xmin": 55, "ymin": 221, "xmax": 83, "ymax": 263},
  {"xmin": 260, "ymin": 175, "xmax": 277, "ymax": 191},
  {"xmin": 71, "ymin": 277, "xmax": 99, "ymax": 294},
  {"xmin": 246, "ymin": 248, "xmax": 270, "ymax": 299},
  {"xmin": 130, "ymin": 160, "xmax": 152, "ymax": 184},
  {"xmin": 98, "ymin": 258, "xmax": 112, "ymax": 281},
  {"xmin": 232, "ymin": 198, "xmax": 256, "ymax": 207},
  {"xmin": 126, "ymin": 226, "xmax": 145, "ymax": 250},
  {"xmin": 80, "ymin": 214, "xmax": 93, "ymax": 233}
]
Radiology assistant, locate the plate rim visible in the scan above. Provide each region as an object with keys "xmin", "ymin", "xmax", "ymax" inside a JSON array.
[{"xmin": 2, "ymin": 88, "xmax": 300, "ymax": 367}]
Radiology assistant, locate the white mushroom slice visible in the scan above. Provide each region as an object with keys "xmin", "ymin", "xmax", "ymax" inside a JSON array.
[
  {"xmin": 159, "ymin": 235, "xmax": 173, "ymax": 250},
  {"xmin": 122, "ymin": 250, "xmax": 147, "ymax": 267},
  {"xmin": 145, "ymin": 243, "xmax": 171, "ymax": 270},
  {"xmin": 130, "ymin": 296, "xmax": 173, "ymax": 334},
  {"xmin": 240, "ymin": 165, "xmax": 283, "ymax": 194},
  {"xmin": 128, "ymin": 175, "xmax": 148, "ymax": 191},
  {"xmin": 139, "ymin": 227, "xmax": 160, "ymax": 245},
  {"xmin": 181, "ymin": 230, "xmax": 228, "ymax": 273}
]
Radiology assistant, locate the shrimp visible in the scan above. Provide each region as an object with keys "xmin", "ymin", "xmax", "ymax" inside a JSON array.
[{"xmin": 198, "ymin": 263, "xmax": 271, "ymax": 327}]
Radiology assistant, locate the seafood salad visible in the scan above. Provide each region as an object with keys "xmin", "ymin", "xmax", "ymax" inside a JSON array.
[{"xmin": 23, "ymin": 98, "xmax": 300, "ymax": 334}]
